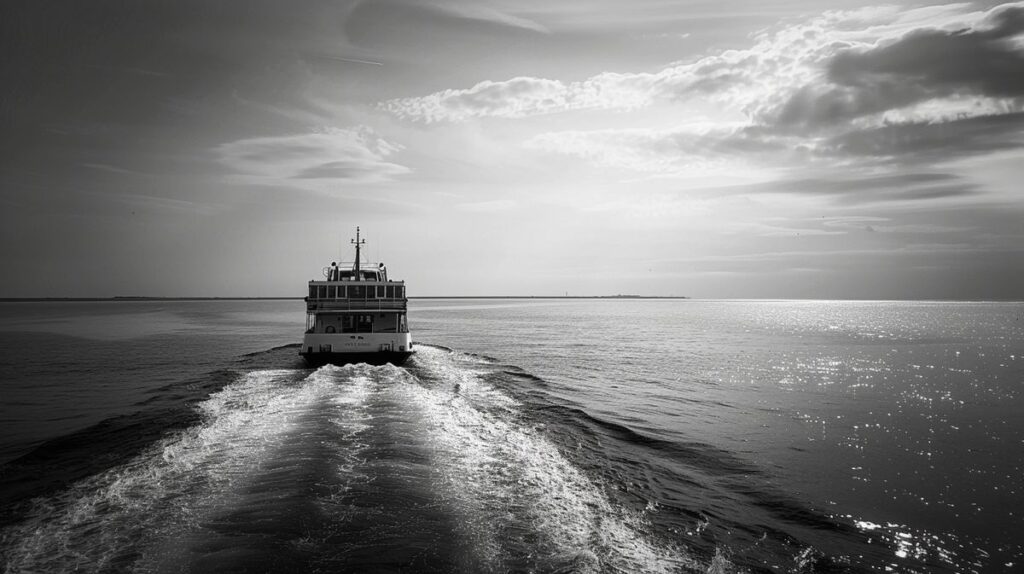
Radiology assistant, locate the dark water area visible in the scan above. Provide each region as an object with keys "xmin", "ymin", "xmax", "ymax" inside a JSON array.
[{"xmin": 1, "ymin": 299, "xmax": 1021, "ymax": 573}]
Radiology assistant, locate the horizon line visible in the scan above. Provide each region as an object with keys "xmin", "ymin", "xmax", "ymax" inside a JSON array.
[{"xmin": 2, "ymin": 296, "xmax": 1023, "ymax": 303}]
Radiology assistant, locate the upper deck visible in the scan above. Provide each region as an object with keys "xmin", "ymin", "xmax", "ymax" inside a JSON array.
[
  {"xmin": 305, "ymin": 280, "xmax": 406, "ymax": 311},
  {"xmin": 306, "ymin": 226, "xmax": 407, "ymax": 312}
]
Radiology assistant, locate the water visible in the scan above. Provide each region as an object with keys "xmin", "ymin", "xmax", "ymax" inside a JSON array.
[{"xmin": 0, "ymin": 299, "xmax": 1021, "ymax": 573}]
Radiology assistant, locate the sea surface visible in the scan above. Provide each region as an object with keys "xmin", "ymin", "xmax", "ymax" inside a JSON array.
[{"xmin": 0, "ymin": 299, "xmax": 1021, "ymax": 573}]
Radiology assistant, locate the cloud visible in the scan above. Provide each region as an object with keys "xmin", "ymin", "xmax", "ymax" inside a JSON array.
[
  {"xmin": 772, "ymin": 3, "xmax": 1024, "ymax": 128},
  {"xmin": 820, "ymin": 111, "xmax": 1024, "ymax": 162},
  {"xmin": 832, "ymin": 5, "xmax": 1024, "ymax": 99},
  {"xmin": 778, "ymin": 172, "xmax": 983, "ymax": 203},
  {"xmin": 382, "ymin": 77, "xmax": 570, "ymax": 122},
  {"xmin": 525, "ymin": 108, "xmax": 1024, "ymax": 181},
  {"xmin": 79, "ymin": 162, "xmax": 147, "ymax": 176},
  {"xmin": 430, "ymin": 3, "xmax": 549, "ymax": 34},
  {"xmin": 670, "ymin": 243, "xmax": 999, "ymax": 274},
  {"xmin": 381, "ymin": 75, "xmax": 651, "ymax": 122},
  {"xmin": 382, "ymin": 2, "xmax": 1024, "ymax": 175},
  {"xmin": 785, "ymin": 172, "xmax": 959, "ymax": 193},
  {"xmin": 384, "ymin": 4, "xmax": 1022, "ymax": 123},
  {"xmin": 216, "ymin": 126, "xmax": 409, "ymax": 188},
  {"xmin": 525, "ymin": 124, "xmax": 788, "ymax": 176}
]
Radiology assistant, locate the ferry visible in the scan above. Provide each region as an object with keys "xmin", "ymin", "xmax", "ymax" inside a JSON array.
[{"xmin": 300, "ymin": 227, "xmax": 413, "ymax": 366}]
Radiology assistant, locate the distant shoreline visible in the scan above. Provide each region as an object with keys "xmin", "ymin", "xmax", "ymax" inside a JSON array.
[
  {"xmin": 4, "ymin": 296, "xmax": 1024, "ymax": 303},
  {"xmin": 0, "ymin": 295, "xmax": 689, "ymax": 302}
]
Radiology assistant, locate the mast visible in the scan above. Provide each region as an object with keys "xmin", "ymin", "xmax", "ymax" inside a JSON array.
[{"xmin": 351, "ymin": 226, "xmax": 365, "ymax": 277}]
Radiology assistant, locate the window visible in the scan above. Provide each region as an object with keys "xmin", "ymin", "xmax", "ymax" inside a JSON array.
[
  {"xmin": 342, "ymin": 315, "xmax": 356, "ymax": 333},
  {"xmin": 318, "ymin": 285, "xmax": 327, "ymax": 298},
  {"xmin": 386, "ymin": 285, "xmax": 395, "ymax": 299},
  {"xmin": 328, "ymin": 286, "xmax": 336, "ymax": 298},
  {"xmin": 357, "ymin": 314, "xmax": 373, "ymax": 333},
  {"xmin": 309, "ymin": 285, "xmax": 316, "ymax": 298}
]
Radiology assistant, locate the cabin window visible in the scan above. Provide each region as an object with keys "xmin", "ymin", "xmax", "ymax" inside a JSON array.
[
  {"xmin": 318, "ymin": 285, "xmax": 327, "ymax": 298},
  {"xmin": 386, "ymin": 285, "xmax": 395, "ymax": 299},
  {"xmin": 337, "ymin": 285, "xmax": 346, "ymax": 299},
  {"xmin": 350, "ymin": 285, "xmax": 365, "ymax": 299},
  {"xmin": 357, "ymin": 314, "xmax": 373, "ymax": 333},
  {"xmin": 342, "ymin": 315, "xmax": 356, "ymax": 333},
  {"xmin": 376, "ymin": 286, "xmax": 384, "ymax": 298},
  {"xmin": 328, "ymin": 286, "xmax": 336, "ymax": 298},
  {"xmin": 397, "ymin": 286, "xmax": 405, "ymax": 298},
  {"xmin": 309, "ymin": 285, "xmax": 316, "ymax": 298}
]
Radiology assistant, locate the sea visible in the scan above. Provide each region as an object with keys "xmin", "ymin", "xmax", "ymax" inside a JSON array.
[{"xmin": 0, "ymin": 299, "xmax": 1021, "ymax": 573}]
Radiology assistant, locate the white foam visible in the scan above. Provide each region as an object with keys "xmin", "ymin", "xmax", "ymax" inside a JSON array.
[
  {"xmin": 401, "ymin": 347, "xmax": 699, "ymax": 572},
  {"xmin": 3, "ymin": 355, "xmax": 712, "ymax": 572},
  {"xmin": 1, "ymin": 367, "xmax": 366, "ymax": 573}
]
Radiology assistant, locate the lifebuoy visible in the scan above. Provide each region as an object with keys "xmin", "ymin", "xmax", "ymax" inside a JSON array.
[{"xmin": 325, "ymin": 325, "xmax": 336, "ymax": 333}]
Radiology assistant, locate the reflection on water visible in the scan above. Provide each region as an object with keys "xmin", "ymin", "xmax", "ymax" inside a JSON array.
[{"xmin": 1, "ymin": 299, "xmax": 1021, "ymax": 572}]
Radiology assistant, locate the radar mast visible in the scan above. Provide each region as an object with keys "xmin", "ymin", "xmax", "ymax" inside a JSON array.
[{"xmin": 351, "ymin": 226, "xmax": 365, "ymax": 276}]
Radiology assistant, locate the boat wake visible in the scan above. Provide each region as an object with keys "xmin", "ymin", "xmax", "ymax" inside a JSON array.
[{"xmin": 0, "ymin": 346, "xmax": 704, "ymax": 573}]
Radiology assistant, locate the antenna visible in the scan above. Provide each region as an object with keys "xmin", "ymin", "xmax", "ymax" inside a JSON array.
[{"xmin": 351, "ymin": 226, "xmax": 365, "ymax": 276}]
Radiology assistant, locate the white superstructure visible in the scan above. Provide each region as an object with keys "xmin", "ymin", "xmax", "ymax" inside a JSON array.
[{"xmin": 300, "ymin": 227, "xmax": 413, "ymax": 365}]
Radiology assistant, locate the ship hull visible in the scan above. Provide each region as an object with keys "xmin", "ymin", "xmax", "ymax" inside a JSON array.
[{"xmin": 300, "ymin": 350, "xmax": 414, "ymax": 367}]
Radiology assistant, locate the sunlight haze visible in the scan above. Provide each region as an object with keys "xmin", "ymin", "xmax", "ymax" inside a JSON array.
[{"xmin": 3, "ymin": 0, "xmax": 1023, "ymax": 299}]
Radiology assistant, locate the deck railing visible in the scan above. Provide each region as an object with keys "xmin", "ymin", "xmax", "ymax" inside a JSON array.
[{"xmin": 306, "ymin": 298, "xmax": 407, "ymax": 311}]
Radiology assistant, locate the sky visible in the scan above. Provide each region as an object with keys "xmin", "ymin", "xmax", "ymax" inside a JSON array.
[{"xmin": 2, "ymin": 0, "xmax": 1023, "ymax": 299}]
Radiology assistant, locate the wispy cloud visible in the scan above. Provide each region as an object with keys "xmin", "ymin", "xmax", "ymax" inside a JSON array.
[
  {"xmin": 820, "ymin": 112, "xmax": 1024, "ymax": 163},
  {"xmin": 777, "ymin": 172, "xmax": 983, "ymax": 204},
  {"xmin": 303, "ymin": 53, "xmax": 384, "ymax": 67},
  {"xmin": 381, "ymin": 75, "xmax": 649, "ymax": 122},
  {"xmin": 215, "ymin": 126, "xmax": 410, "ymax": 189},
  {"xmin": 430, "ymin": 3, "xmax": 549, "ymax": 34},
  {"xmin": 524, "ymin": 124, "xmax": 787, "ymax": 177},
  {"xmin": 79, "ymin": 162, "xmax": 147, "ymax": 176}
]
